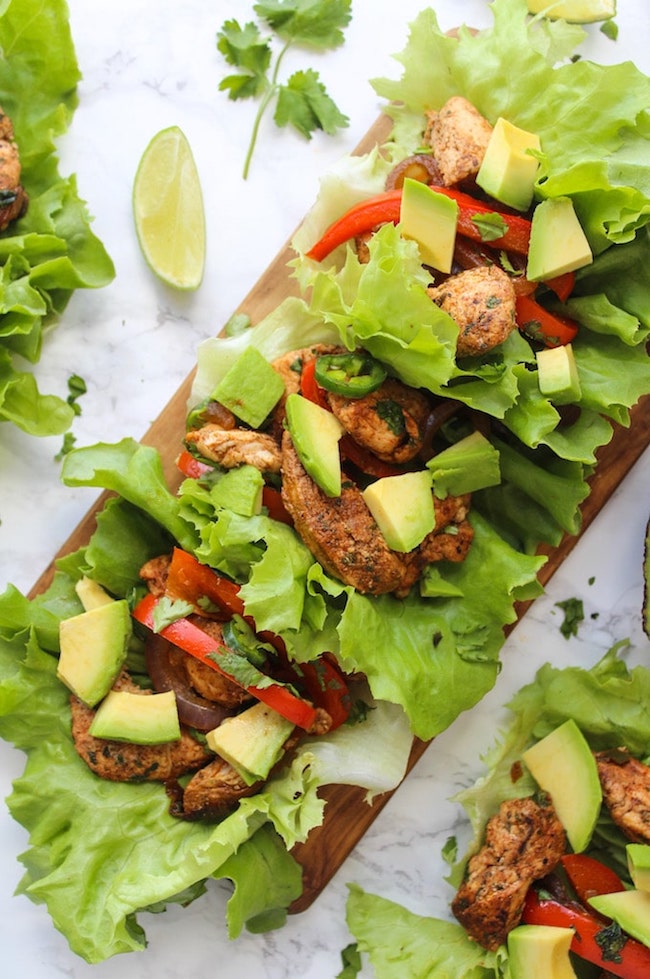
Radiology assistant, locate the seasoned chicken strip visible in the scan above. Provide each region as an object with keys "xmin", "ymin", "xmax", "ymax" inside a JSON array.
[
  {"xmin": 596, "ymin": 749, "xmax": 650, "ymax": 844},
  {"xmin": 180, "ymin": 756, "xmax": 259, "ymax": 819},
  {"xmin": 424, "ymin": 96, "xmax": 493, "ymax": 187},
  {"xmin": 0, "ymin": 107, "xmax": 28, "ymax": 230},
  {"xmin": 281, "ymin": 431, "xmax": 472, "ymax": 595},
  {"xmin": 184, "ymin": 424, "xmax": 282, "ymax": 473},
  {"xmin": 429, "ymin": 265, "xmax": 517, "ymax": 357},
  {"xmin": 70, "ymin": 673, "xmax": 211, "ymax": 782},
  {"xmin": 452, "ymin": 797, "xmax": 566, "ymax": 950},
  {"xmin": 327, "ymin": 377, "xmax": 432, "ymax": 465}
]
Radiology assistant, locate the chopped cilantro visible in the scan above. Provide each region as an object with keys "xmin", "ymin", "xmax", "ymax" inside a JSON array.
[
  {"xmin": 555, "ymin": 596, "xmax": 584, "ymax": 639},
  {"xmin": 152, "ymin": 596, "xmax": 195, "ymax": 632},
  {"xmin": 217, "ymin": 0, "xmax": 351, "ymax": 178},
  {"xmin": 336, "ymin": 943, "xmax": 362, "ymax": 979},
  {"xmin": 471, "ymin": 211, "xmax": 508, "ymax": 242}
]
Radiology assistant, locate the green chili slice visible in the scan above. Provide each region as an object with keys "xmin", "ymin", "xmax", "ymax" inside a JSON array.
[{"xmin": 314, "ymin": 352, "xmax": 387, "ymax": 398}]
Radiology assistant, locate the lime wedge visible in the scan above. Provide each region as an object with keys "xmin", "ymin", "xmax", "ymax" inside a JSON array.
[
  {"xmin": 526, "ymin": 0, "xmax": 616, "ymax": 21},
  {"xmin": 133, "ymin": 126, "xmax": 206, "ymax": 290}
]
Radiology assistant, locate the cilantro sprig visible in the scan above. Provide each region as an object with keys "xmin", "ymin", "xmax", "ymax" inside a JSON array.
[{"xmin": 217, "ymin": 0, "xmax": 352, "ymax": 178}]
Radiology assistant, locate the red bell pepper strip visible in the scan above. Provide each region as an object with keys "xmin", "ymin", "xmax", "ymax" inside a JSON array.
[
  {"xmin": 305, "ymin": 189, "xmax": 403, "ymax": 262},
  {"xmin": 516, "ymin": 293, "xmax": 579, "ymax": 347},
  {"xmin": 305, "ymin": 186, "xmax": 533, "ymax": 263},
  {"xmin": 176, "ymin": 450, "xmax": 214, "ymax": 479},
  {"xmin": 561, "ymin": 853, "xmax": 626, "ymax": 907},
  {"xmin": 165, "ymin": 547, "xmax": 246, "ymax": 619},
  {"xmin": 262, "ymin": 485, "xmax": 293, "ymax": 526},
  {"xmin": 133, "ymin": 592, "xmax": 321, "ymax": 731},
  {"xmin": 521, "ymin": 887, "xmax": 650, "ymax": 978},
  {"xmin": 428, "ymin": 185, "xmax": 531, "ymax": 255},
  {"xmin": 296, "ymin": 653, "xmax": 351, "ymax": 731},
  {"xmin": 544, "ymin": 270, "xmax": 575, "ymax": 303},
  {"xmin": 300, "ymin": 355, "xmax": 331, "ymax": 410}
]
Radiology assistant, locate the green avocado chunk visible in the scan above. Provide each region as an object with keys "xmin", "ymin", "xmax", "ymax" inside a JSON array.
[
  {"xmin": 57, "ymin": 599, "xmax": 131, "ymax": 708},
  {"xmin": 211, "ymin": 345, "xmax": 285, "ymax": 428},
  {"xmin": 536, "ymin": 343, "xmax": 582, "ymax": 405},
  {"xmin": 89, "ymin": 689, "xmax": 181, "ymax": 744},
  {"xmin": 285, "ymin": 392, "xmax": 343, "ymax": 497},
  {"xmin": 507, "ymin": 924, "xmax": 577, "ymax": 979},
  {"xmin": 362, "ymin": 469, "xmax": 435, "ymax": 552},
  {"xmin": 400, "ymin": 178, "xmax": 458, "ymax": 272},
  {"xmin": 589, "ymin": 889, "xmax": 650, "ymax": 947},
  {"xmin": 206, "ymin": 702, "xmax": 295, "ymax": 785},
  {"xmin": 476, "ymin": 117, "xmax": 541, "ymax": 212},
  {"xmin": 526, "ymin": 197, "xmax": 593, "ymax": 281},
  {"xmin": 627, "ymin": 844, "xmax": 650, "ymax": 893},
  {"xmin": 522, "ymin": 718, "xmax": 601, "ymax": 852}
]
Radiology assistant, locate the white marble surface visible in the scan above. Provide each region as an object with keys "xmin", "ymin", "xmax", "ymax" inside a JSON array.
[{"xmin": 0, "ymin": 1, "xmax": 648, "ymax": 975}]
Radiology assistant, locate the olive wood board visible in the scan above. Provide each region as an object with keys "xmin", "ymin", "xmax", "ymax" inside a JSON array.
[{"xmin": 27, "ymin": 113, "xmax": 650, "ymax": 915}]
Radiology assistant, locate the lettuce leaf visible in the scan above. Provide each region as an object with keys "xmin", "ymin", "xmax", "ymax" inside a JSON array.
[
  {"xmin": 0, "ymin": 0, "xmax": 115, "ymax": 436},
  {"xmin": 344, "ymin": 647, "xmax": 650, "ymax": 978},
  {"xmin": 372, "ymin": 0, "xmax": 650, "ymax": 254},
  {"xmin": 0, "ymin": 554, "xmax": 413, "ymax": 961}
]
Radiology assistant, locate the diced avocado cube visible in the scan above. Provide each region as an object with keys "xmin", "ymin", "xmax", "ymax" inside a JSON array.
[
  {"xmin": 209, "ymin": 464, "xmax": 264, "ymax": 516},
  {"xmin": 522, "ymin": 718, "xmax": 601, "ymax": 853},
  {"xmin": 89, "ymin": 689, "xmax": 181, "ymax": 744},
  {"xmin": 206, "ymin": 702, "xmax": 295, "ymax": 785},
  {"xmin": 507, "ymin": 924, "xmax": 577, "ymax": 979},
  {"xmin": 537, "ymin": 343, "xmax": 582, "ymax": 405},
  {"xmin": 285, "ymin": 392, "xmax": 343, "ymax": 497},
  {"xmin": 211, "ymin": 345, "xmax": 285, "ymax": 428},
  {"xmin": 476, "ymin": 117, "xmax": 541, "ymax": 212},
  {"xmin": 57, "ymin": 600, "xmax": 132, "ymax": 708},
  {"xmin": 362, "ymin": 470, "xmax": 435, "ymax": 552},
  {"xmin": 525, "ymin": 0, "xmax": 616, "ymax": 23},
  {"xmin": 526, "ymin": 197, "xmax": 593, "ymax": 282},
  {"xmin": 426, "ymin": 430, "xmax": 501, "ymax": 498},
  {"xmin": 75, "ymin": 576, "xmax": 114, "ymax": 611},
  {"xmin": 627, "ymin": 843, "xmax": 650, "ymax": 893},
  {"xmin": 400, "ymin": 178, "xmax": 458, "ymax": 273},
  {"xmin": 588, "ymin": 889, "xmax": 650, "ymax": 947}
]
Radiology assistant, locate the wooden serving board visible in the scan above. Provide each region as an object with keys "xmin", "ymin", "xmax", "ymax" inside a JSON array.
[{"xmin": 27, "ymin": 114, "xmax": 650, "ymax": 915}]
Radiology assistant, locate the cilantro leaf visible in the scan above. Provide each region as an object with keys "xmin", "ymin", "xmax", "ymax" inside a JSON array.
[
  {"xmin": 254, "ymin": 0, "xmax": 352, "ymax": 49},
  {"xmin": 275, "ymin": 69, "xmax": 349, "ymax": 138},
  {"xmin": 216, "ymin": 1, "xmax": 351, "ymax": 178},
  {"xmin": 472, "ymin": 211, "xmax": 509, "ymax": 242},
  {"xmin": 217, "ymin": 20, "xmax": 271, "ymax": 100}
]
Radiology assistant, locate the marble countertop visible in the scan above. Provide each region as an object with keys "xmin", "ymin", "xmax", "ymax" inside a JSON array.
[{"xmin": 0, "ymin": 1, "xmax": 648, "ymax": 975}]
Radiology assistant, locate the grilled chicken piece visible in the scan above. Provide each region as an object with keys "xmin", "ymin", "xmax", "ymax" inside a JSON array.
[
  {"xmin": 180, "ymin": 756, "xmax": 259, "ymax": 819},
  {"xmin": 70, "ymin": 673, "xmax": 211, "ymax": 782},
  {"xmin": 424, "ymin": 96, "xmax": 493, "ymax": 187},
  {"xmin": 184, "ymin": 424, "xmax": 282, "ymax": 473},
  {"xmin": 327, "ymin": 377, "xmax": 432, "ymax": 465},
  {"xmin": 429, "ymin": 265, "xmax": 517, "ymax": 357},
  {"xmin": 596, "ymin": 749, "xmax": 650, "ymax": 844},
  {"xmin": 139, "ymin": 553, "xmax": 172, "ymax": 597},
  {"xmin": 281, "ymin": 431, "xmax": 472, "ymax": 596},
  {"xmin": 452, "ymin": 797, "xmax": 566, "ymax": 950},
  {"xmin": 182, "ymin": 619, "xmax": 254, "ymax": 708},
  {"xmin": 0, "ymin": 107, "xmax": 28, "ymax": 230}
]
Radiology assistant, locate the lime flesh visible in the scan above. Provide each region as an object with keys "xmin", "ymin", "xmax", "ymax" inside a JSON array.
[{"xmin": 133, "ymin": 125, "xmax": 206, "ymax": 290}]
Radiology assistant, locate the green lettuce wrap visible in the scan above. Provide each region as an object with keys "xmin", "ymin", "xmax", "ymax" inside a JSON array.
[{"xmin": 0, "ymin": 0, "xmax": 115, "ymax": 436}]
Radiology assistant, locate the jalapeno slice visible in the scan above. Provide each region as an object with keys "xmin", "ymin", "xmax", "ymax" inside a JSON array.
[{"xmin": 314, "ymin": 352, "xmax": 387, "ymax": 398}]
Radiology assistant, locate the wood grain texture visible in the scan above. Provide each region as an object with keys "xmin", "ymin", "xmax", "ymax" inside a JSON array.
[{"xmin": 25, "ymin": 112, "xmax": 650, "ymax": 914}]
